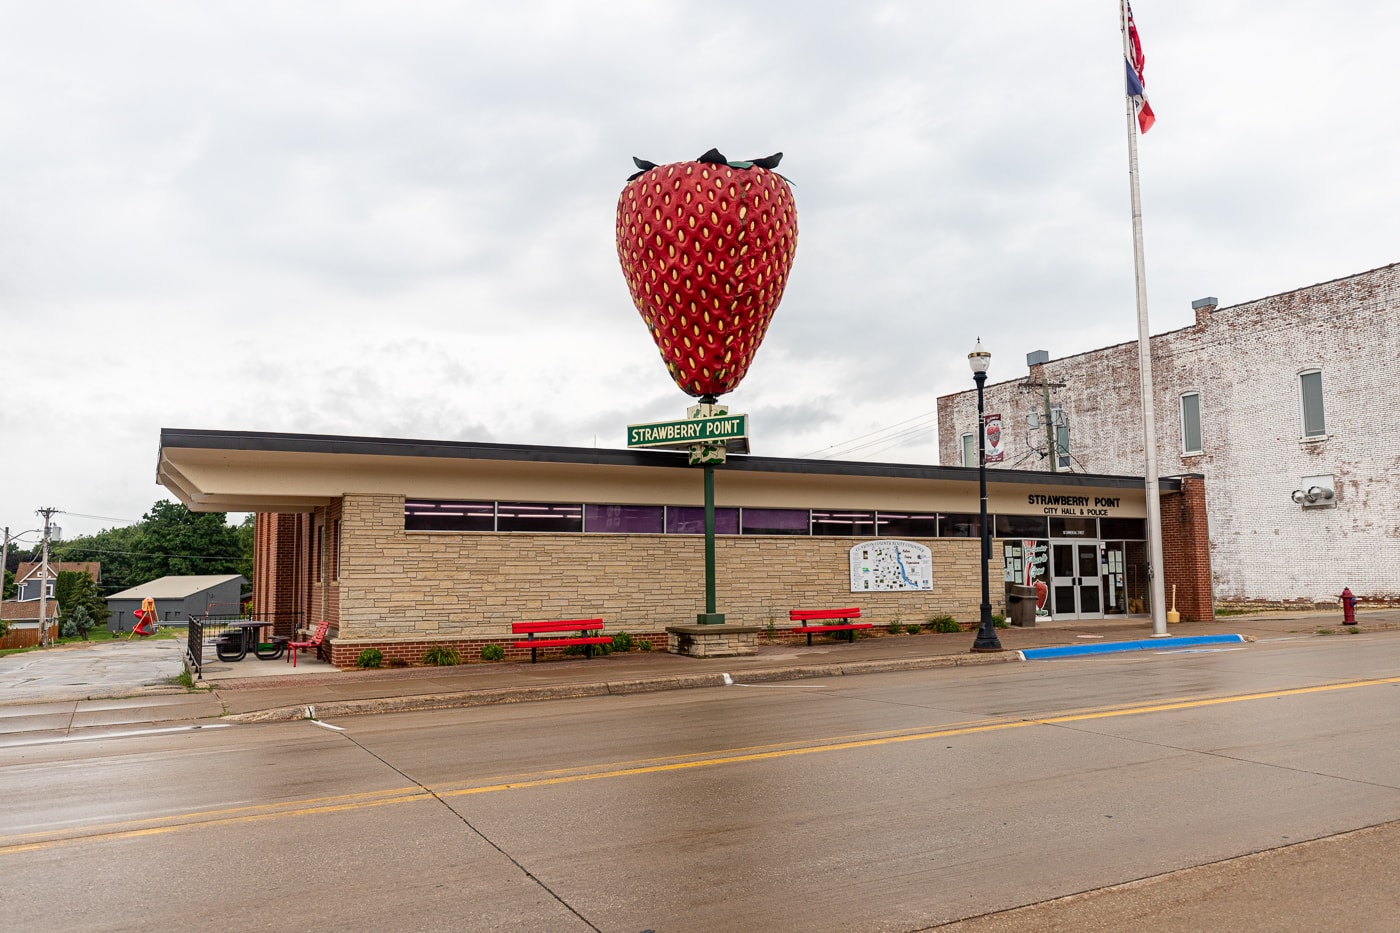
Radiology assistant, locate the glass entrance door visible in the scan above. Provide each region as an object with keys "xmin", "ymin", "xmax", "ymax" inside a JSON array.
[{"xmin": 1050, "ymin": 542, "xmax": 1103, "ymax": 620}]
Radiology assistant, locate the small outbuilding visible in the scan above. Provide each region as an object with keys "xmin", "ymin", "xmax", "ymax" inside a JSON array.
[{"xmin": 106, "ymin": 574, "xmax": 248, "ymax": 633}]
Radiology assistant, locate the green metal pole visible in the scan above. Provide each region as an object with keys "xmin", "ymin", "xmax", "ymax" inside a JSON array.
[{"xmin": 704, "ymin": 463, "xmax": 717, "ymax": 615}]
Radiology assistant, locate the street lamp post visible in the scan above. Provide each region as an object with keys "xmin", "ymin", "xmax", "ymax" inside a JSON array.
[{"xmin": 969, "ymin": 339, "xmax": 1003, "ymax": 652}]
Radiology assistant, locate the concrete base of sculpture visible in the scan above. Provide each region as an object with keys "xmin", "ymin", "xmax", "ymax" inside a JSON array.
[{"xmin": 666, "ymin": 624, "xmax": 762, "ymax": 658}]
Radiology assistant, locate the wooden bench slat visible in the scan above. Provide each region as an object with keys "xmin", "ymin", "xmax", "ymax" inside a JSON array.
[
  {"xmin": 512, "ymin": 637, "xmax": 612, "ymax": 649},
  {"xmin": 787, "ymin": 623, "xmax": 874, "ymax": 633},
  {"xmin": 789, "ymin": 608, "xmax": 861, "ymax": 621},
  {"xmin": 513, "ymin": 618, "xmax": 604, "ymax": 634}
]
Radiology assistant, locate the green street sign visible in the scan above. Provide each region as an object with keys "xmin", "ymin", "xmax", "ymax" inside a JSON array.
[{"xmin": 627, "ymin": 414, "xmax": 749, "ymax": 451}]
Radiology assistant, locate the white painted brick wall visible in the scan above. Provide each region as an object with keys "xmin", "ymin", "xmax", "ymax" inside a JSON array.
[{"xmin": 938, "ymin": 263, "xmax": 1400, "ymax": 604}]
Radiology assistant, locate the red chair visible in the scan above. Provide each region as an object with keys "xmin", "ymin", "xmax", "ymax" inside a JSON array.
[{"xmin": 287, "ymin": 619, "xmax": 330, "ymax": 667}]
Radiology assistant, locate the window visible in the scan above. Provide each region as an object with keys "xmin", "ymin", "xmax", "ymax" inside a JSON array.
[
  {"xmin": 811, "ymin": 510, "xmax": 877, "ymax": 536},
  {"xmin": 940, "ymin": 513, "xmax": 981, "ymax": 538},
  {"xmin": 496, "ymin": 503, "xmax": 583, "ymax": 533},
  {"xmin": 875, "ymin": 511, "xmax": 939, "ymax": 537},
  {"xmin": 740, "ymin": 508, "xmax": 810, "ymax": 535},
  {"xmin": 1299, "ymin": 370, "xmax": 1326, "ymax": 437},
  {"xmin": 584, "ymin": 505, "xmax": 664, "ymax": 534},
  {"xmin": 995, "ymin": 515, "xmax": 1049, "ymax": 538},
  {"xmin": 1179, "ymin": 391, "xmax": 1203, "ymax": 454},
  {"xmin": 960, "ymin": 432, "xmax": 976, "ymax": 466},
  {"xmin": 1049, "ymin": 517, "xmax": 1097, "ymax": 538},
  {"xmin": 1100, "ymin": 518, "xmax": 1146, "ymax": 540},
  {"xmin": 666, "ymin": 507, "xmax": 739, "ymax": 535},
  {"xmin": 406, "ymin": 501, "xmax": 495, "ymax": 531}
]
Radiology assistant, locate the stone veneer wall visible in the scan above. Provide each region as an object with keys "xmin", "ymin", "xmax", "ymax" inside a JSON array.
[{"xmin": 327, "ymin": 494, "xmax": 996, "ymax": 667}]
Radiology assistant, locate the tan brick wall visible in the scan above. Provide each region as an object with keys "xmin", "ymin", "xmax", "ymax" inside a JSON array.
[{"xmin": 337, "ymin": 493, "xmax": 992, "ymax": 642}]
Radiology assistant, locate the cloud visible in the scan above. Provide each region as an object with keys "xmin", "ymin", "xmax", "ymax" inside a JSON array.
[{"xmin": 3, "ymin": 1, "xmax": 1399, "ymax": 531}]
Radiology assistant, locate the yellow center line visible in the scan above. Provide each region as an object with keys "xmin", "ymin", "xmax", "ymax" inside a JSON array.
[{"xmin": 4, "ymin": 675, "xmax": 1397, "ymax": 855}]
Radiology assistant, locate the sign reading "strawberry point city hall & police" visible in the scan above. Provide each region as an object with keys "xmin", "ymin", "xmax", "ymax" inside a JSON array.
[{"xmin": 627, "ymin": 414, "xmax": 749, "ymax": 451}]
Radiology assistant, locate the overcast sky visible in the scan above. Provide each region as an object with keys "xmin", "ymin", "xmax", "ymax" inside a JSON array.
[{"xmin": 3, "ymin": 1, "xmax": 1397, "ymax": 541}]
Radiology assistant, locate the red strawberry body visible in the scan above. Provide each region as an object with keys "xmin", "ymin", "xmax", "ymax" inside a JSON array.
[{"xmin": 616, "ymin": 150, "xmax": 798, "ymax": 398}]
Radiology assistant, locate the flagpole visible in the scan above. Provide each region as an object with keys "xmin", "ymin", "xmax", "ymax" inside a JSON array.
[{"xmin": 1120, "ymin": 0, "xmax": 1168, "ymax": 637}]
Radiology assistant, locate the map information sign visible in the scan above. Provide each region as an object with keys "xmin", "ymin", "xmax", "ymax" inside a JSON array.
[{"xmin": 850, "ymin": 540, "xmax": 933, "ymax": 592}]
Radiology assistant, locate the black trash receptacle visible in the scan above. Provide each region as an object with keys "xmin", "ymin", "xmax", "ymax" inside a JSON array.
[{"xmin": 1006, "ymin": 584, "xmax": 1038, "ymax": 627}]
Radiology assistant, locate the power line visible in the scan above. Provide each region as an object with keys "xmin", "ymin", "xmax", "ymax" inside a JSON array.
[{"xmin": 800, "ymin": 409, "xmax": 939, "ymax": 460}]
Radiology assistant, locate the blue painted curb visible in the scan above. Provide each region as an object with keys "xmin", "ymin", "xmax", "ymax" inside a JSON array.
[{"xmin": 1020, "ymin": 634, "xmax": 1247, "ymax": 661}]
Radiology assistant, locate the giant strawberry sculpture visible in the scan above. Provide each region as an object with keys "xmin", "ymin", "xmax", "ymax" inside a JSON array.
[{"xmin": 616, "ymin": 149, "xmax": 798, "ymax": 398}]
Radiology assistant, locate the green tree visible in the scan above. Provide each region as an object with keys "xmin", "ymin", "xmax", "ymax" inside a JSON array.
[
  {"xmin": 60, "ymin": 605, "xmax": 96, "ymax": 640},
  {"xmin": 235, "ymin": 513, "xmax": 255, "ymax": 585},
  {"xmin": 55, "ymin": 570, "xmax": 109, "ymax": 635},
  {"xmin": 55, "ymin": 500, "xmax": 248, "ymax": 595},
  {"xmin": 136, "ymin": 500, "xmax": 243, "ymax": 581},
  {"xmin": 55, "ymin": 525, "xmax": 145, "ymax": 597},
  {"xmin": 2, "ymin": 568, "xmax": 13, "ymax": 600}
]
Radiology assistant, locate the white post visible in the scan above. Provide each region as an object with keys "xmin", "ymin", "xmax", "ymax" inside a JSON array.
[{"xmin": 1120, "ymin": 1, "xmax": 1169, "ymax": 636}]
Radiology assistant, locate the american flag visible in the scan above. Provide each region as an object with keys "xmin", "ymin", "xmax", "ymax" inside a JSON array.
[{"xmin": 1124, "ymin": 2, "xmax": 1156, "ymax": 133}]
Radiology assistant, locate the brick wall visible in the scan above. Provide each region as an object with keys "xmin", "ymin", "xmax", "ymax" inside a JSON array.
[
  {"xmin": 938, "ymin": 263, "xmax": 1400, "ymax": 605},
  {"xmin": 303, "ymin": 493, "xmax": 999, "ymax": 668},
  {"xmin": 1159, "ymin": 474, "xmax": 1212, "ymax": 622}
]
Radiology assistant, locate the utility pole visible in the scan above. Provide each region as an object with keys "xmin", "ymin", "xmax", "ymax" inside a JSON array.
[
  {"xmin": 36, "ymin": 508, "xmax": 60, "ymax": 647},
  {"xmin": 1, "ymin": 527, "xmax": 10, "ymax": 602},
  {"xmin": 1021, "ymin": 351, "xmax": 1067, "ymax": 473}
]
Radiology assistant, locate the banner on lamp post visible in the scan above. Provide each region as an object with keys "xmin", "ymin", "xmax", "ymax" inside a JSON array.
[{"xmin": 983, "ymin": 413, "xmax": 1004, "ymax": 463}]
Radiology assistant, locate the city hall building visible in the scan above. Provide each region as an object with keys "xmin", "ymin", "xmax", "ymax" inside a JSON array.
[
  {"xmin": 157, "ymin": 428, "xmax": 1211, "ymax": 667},
  {"xmin": 937, "ymin": 262, "xmax": 1400, "ymax": 608}
]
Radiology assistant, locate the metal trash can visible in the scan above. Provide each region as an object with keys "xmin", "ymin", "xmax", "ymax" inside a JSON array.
[{"xmin": 1006, "ymin": 584, "xmax": 1038, "ymax": 627}]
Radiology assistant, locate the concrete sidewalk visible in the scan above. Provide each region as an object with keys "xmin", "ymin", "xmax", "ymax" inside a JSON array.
[
  {"xmin": 2, "ymin": 608, "xmax": 1394, "ymax": 736},
  {"xmin": 212, "ymin": 607, "xmax": 1400, "ymax": 723}
]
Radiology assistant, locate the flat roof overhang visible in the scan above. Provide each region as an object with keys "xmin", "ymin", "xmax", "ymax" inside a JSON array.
[{"xmin": 158, "ymin": 428, "xmax": 1178, "ymax": 515}]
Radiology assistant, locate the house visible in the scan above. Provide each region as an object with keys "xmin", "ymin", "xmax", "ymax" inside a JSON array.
[
  {"xmin": 937, "ymin": 262, "xmax": 1400, "ymax": 608},
  {"xmin": 0, "ymin": 599, "xmax": 60, "ymax": 650},
  {"xmin": 13, "ymin": 561, "xmax": 101, "ymax": 602},
  {"xmin": 155, "ymin": 428, "xmax": 1212, "ymax": 667},
  {"xmin": 105, "ymin": 575, "xmax": 249, "ymax": 633}
]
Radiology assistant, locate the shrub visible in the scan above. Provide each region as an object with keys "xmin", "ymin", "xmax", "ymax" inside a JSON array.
[
  {"xmin": 356, "ymin": 648, "xmax": 384, "ymax": 669},
  {"xmin": 565, "ymin": 631, "xmax": 611, "ymax": 656},
  {"xmin": 387, "ymin": 657, "xmax": 409, "ymax": 668},
  {"xmin": 423, "ymin": 645, "xmax": 461, "ymax": 666},
  {"xmin": 927, "ymin": 615, "xmax": 960, "ymax": 634},
  {"xmin": 481, "ymin": 643, "xmax": 505, "ymax": 662},
  {"xmin": 637, "ymin": 638, "xmax": 653, "ymax": 652},
  {"xmin": 904, "ymin": 624, "xmax": 921, "ymax": 635},
  {"xmin": 886, "ymin": 619, "xmax": 903, "ymax": 634},
  {"xmin": 993, "ymin": 614, "xmax": 1008, "ymax": 629},
  {"xmin": 611, "ymin": 631, "xmax": 634, "ymax": 652}
]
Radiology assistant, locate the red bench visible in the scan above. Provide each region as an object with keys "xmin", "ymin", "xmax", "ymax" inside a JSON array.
[
  {"xmin": 789, "ymin": 607, "xmax": 872, "ymax": 646},
  {"xmin": 512, "ymin": 618, "xmax": 613, "ymax": 663}
]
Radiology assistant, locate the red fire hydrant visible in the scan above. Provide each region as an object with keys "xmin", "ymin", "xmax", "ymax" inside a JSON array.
[{"xmin": 1340, "ymin": 587, "xmax": 1357, "ymax": 624}]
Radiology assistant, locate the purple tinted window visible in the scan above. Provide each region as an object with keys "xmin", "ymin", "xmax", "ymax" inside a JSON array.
[
  {"xmin": 584, "ymin": 505, "xmax": 665, "ymax": 533},
  {"xmin": 496, "ymin": 503, "xmax": 583, "ymax": 533},
  {"xmin": 811, "ymin": 510, "xmax": 877, "ymax": 536},
  {"xmin": 876, "ymin": 512, "xmax": 938, "ymax": 537},
  {"xmin": 666, "ymin": 507, "xmax": 740, "ymax": 535},
  {"xmin": 405, "ymin": 501, "xmax": 494, "ymax": 531},
  {"xmin": 741, "ymin": 508, "xmax": 810, "ymax": 535}
]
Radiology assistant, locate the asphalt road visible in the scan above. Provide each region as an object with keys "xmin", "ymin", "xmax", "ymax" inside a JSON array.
[{"xmin": 2, "ymin": 633, "xmax": 1398, "ymax": 931}]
